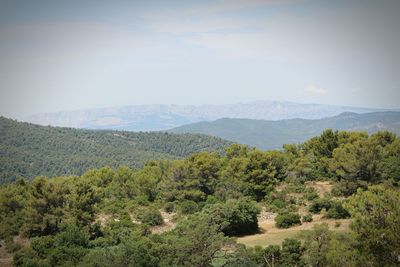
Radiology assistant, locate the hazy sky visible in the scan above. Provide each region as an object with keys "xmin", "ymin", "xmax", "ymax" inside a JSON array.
[{"xmin": 1, "ymin": 0, "xmax": 400, "ymax": 119}]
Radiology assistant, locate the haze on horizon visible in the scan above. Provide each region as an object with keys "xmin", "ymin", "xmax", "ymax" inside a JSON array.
[{"xmin": 1, "ymin": 0, "xmax": 400, "ymax": 120}]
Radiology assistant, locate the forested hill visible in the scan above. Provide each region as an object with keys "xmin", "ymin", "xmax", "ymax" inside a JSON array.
[
  {"xmin": 169, "ymin": 111, "xmax": 400, "ymax": 150},
  {"xmin": 0, "ymin": 116, "xmax": 231, "ymax": 184}
]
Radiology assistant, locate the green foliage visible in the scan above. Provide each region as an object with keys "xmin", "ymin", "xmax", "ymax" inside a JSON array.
[
  {"xmin": 1, "ymin": 129, "xmax": 400, "ymax": 266},
  {"xmin": 246, "ymin": 238, "xmax": 305, "ymax": 267},
  {"xmin": 163, "ymin": 202, "xmax": 175, "ymax": 213},
  {"xmin": 23, "ymin": 177, "xmax": 68, "ymax": 237},
  {"xmin": 301, "ymin": 223, "xmax": 332, "ymax": 267},
  {"xmin": 328, "ymin": 132, "xmax": 397, "ymax": 183},
  {"xmin": 15, "ymin": 225, "xmax": 90, "ymax": 267},
  {"xmin": 302, "ymin": 214, "xmax": 313, "ymax": 222},
  {"xmin": 203, "ymin": 197, "xmax": 261, "ymax": 236},
  {"xmin": 308, "ymin": 198, "xmax": 349, "ymax": 219},
  {"xmin": 140, "ymin": 209, "xmax": 164, "ymax": 226},
  {"xmin": 325, "ymin": 202, "xmax": 349, "ymax": 219},
  {"xmin": 275, "ymin": 213, "xmax": 301, "ymax": 228},
  {"xmin": 0, "ymin": 179, "xmax": 29, "ymax": 239},
  {"xmin": 280, "ymin": 239, "xmax": 305, "ymax": 266},
  {"xmin": 345, "ymin": 184, "xmax": 400, "ymax": 266},
  {"xmin": 241, "ymin": 150, "xmax": 288, "ymax": 200},
  {"xmin": 330, "ymin": 180, "xmax": 368, "ymax": 197},
  {"xmin": 264, "ymin": 190, "xmax": 298, "ymax": 214},
  {"xmin": 308, "ymin": 198, "xmax": 333, "ymax": 214},
  {"xmin": 304, "ymin": 187, "xmax": 319, "ymax": 201},
  {"xmin": 164, "ymin": 213, "xmax": 231, "ymax": 267},
  {"xmin": 0, "ymin": 117, "xmax": 231, "ymax": 184},
  {"xmin": 178, "ymin": 200, "xmax": 199, "ymax": 214}
]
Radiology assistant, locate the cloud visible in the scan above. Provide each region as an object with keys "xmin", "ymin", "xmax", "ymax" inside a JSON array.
[{"xmin": 304, "ymin": 85, "xmax": 328, "ymax": 95}]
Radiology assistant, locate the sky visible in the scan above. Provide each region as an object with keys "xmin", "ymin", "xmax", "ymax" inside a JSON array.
[{"xmin": 0, "ymin": 0, "xmax": 400, "ymax": 119}]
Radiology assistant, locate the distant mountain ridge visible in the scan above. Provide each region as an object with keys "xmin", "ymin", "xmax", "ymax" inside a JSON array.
[
  {"xmin": 169, "ymin": 111, "xmax": 400, "ymax": 150},
  {"xmin": 26, "ymin": 101, "xmax": 386, "ymax": 131}
]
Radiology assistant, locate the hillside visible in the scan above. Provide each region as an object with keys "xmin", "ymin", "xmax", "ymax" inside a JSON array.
[
  {"xmin": 0, "ymin": 117, "xmax": 231, "ymax": 184},
  {"xmin": 1, "ymin": 130, "xmax": 399, "ymax": 266},
  {"xmin": 26, "ymin": 101, "xmax": 384, "ymax": 131},
  {"xmin": 170, "ymin": 111, "xmax": 400, "ymax": 149}
]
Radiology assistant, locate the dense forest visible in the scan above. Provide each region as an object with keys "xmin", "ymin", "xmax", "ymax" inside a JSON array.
[
  {"xmin": 0, "ymin": 129, "xmax": 399, "ymax": 266},
  {"xmin": 0, "ymin": 117, "xmax": 231, "ymax": 184}
]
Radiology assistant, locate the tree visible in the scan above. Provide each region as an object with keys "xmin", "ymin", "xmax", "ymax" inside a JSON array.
[
  {"xmin": 329, "ymin": 137, "xmax": 382, "ymax": 182},
  {"xmin": 243, "ymin": 150, "xmax": 283, "ymax": 200},
  {"xmin": 0, "ymin": 179, "xmax": 29, "ymax": 239},
  {"xmin": 304, "ymin": 129, "xmax": 338, "ymax": 158},
  {"xmin": 185, "ymin": 152, "xmax": 222, "ymax": 196},
  {"xmin": 345, "ymin": 184, "xmax": 400, "ymax": 266},
  {"xmin": 379, "ymin": 138, "xmax": 400, "ymax": 182},
  {"xmin": 324, "ymin": 232, "xmax": 362, "ymax": 267},
  {"xmin": 164, "ymin": 213, "xmax": 230, "ymax": 267},
  {"xmin": 24, "ymin": 177, "xmax": 68, "ymax": 236},
  {"xmin": 69, "ymin": 180, "xmax": 101, "ymax": 227},
  {"xmin": 203, "ymin": 197, "xmax": 261, "ymax": 236},
  {"xmin": 280, "ymin": 239, "xmax": 305, "ymax": 266},
  {"xmin": 301, "ymin": 224, "xmax": 332, "ymax": 267}
]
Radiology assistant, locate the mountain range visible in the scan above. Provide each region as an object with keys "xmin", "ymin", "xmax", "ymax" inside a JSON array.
[
  {"xmin": 169, "ymin": 111, "xmax": 400, "ymax": 150},
  {"xmin": 27, "ymin": 101, "xmax": 386, "ymax": 131}
]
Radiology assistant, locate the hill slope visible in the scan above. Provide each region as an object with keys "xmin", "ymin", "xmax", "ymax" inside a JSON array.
[
  {"xmin": 0, "ymin": 117, "xmax": 231, "ymax": 184},
  {"xmin": 169, "ymin": 111, "xmax": 400, "ymax": 150},
  {"xmin": 27, "ymin": 101, "xmax": 384, "ymax": 131}
]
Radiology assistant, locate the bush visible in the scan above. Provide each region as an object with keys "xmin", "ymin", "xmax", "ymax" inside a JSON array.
[
  {"xmin": 164, "ymin": 202, "xmax": 175, "ymax": 213},
  {"xmin": 302, "ymin": 214, "xmax": 313, "ymax": 222},
  {"xmin": 178, "ymin": 200, "xmax": 199, "ymax": 214},
  {"xmin": 271, "ymin": 199, "xmax": 287, "ymax": 209},
  {"xmin": 288, "ymin": 196, "xmax": 297, "ymax": 205},
  {"xmin": 275, "ymin": 213, "xmax": 301, "ymax": 228},
  {"xmin": 203, "ymin": 197, "xmax": 261, "ymax": 236},
  {"xmin": 308, "ymin": 198, "xmax": 333, "ymax": 214},
  {"xmin": 304, "ymin": 189, "xmax": 319, "ymax": 201},
  {"xmin": 141, "ymin": 209, "xmax": 164, "ymax": 226},
  {"xmin": 331, "ymin": 180, "xmax": 368, "ymax": 197},
  {"xmin": 135, "ymin": 195, "xmax": 149, "ymax": 206},
  {"xmin": 326, "ymin": 202, "xmax": 350, "ymax": 219},
  {"xmin": 334, "ymin": 221, "xmax": 341, "ymax": 228},
  {"xmin": 285, "ymin": 182, "xmax": 306, "ymax": 193}
]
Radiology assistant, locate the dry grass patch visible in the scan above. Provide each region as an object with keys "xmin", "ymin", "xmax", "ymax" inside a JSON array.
[
  {"xmin": 150, "ymin": 210, "xmax": 177, "ymax": 234},
  {"xmin": 306, "ymin": 181, "xmax": 333, "ymax": 197},
  {"xmin": 0, "ymin": 241, "xmax": 13, "ymax": 267},
  {"xmin": 237, "ymin": 214, "xmax": 350, "ymax": 247}
]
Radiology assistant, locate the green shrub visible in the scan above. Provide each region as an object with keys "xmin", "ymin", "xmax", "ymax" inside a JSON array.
[
  {"xmin": 302, "ymin": 214, "xmax": 313, "ymax": 222},
  {"xmin": 141, "ymin": 209, "xmax": 164, "ymax": 226},
  {"xmin": 271, "ymin": 199, "xmax": 287, "ymax": 209},
  {"xmin": 331, "ymin": 180, "xmax": 368, "ymax": 197},
  {"xmin": 164, "ymin": 202, "xmax": 175, "ymax": 213},
  {"xmin": 304, "ymin": 190, "xmax": 319, "ymax": 201},
  {"xmin": 178, "ymin": 200, "xmax": 199, "ymax": 214},
  {"xmin": 308, "ymin": 198, "xmax": 333, "ymax": 214},
  {"xmin": 275, "ymin": 213, "xmax": 301, "ymax": 228},
  {"xmin": 135, "ymin": 195, "xmax": 149, "ymax": 206},
  {"xmin": 309, "ymin": 198, "xmax": 349, "ymax": 219},
  {"xmin": 285, "ymin": 182, "xmax": 306, "ymax": 193},
  {"xmin": 326, "ymin": 202, "xmax": 350, "ymax": 219},
  {"xmin": 203, "ymin": 197, "xmax": 261, "ymax": 236}
]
